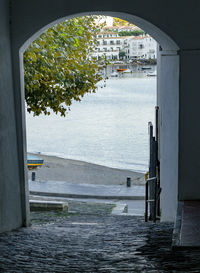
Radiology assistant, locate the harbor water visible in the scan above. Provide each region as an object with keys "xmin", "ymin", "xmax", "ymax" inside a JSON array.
[{"xmin": 26, "ymin": 67, "xmax": 157, "ymax": 173}]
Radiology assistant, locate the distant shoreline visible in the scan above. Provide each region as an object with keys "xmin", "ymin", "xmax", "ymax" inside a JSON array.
[{"xmin": 28, "ymin": 152, "xmax": 145, "ymax": 186}]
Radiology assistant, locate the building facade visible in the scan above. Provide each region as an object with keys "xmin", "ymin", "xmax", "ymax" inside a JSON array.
[
  {"xmin": 128, "ymin": 36, "xmax": 157, "ymax": 59},
  {"xmin": 91, "ymin": 31, "xmax": 130, "ymax": 60},
  {"xmin": 91, "ymin": 32, "xmax": 157, "ymax": 60}
]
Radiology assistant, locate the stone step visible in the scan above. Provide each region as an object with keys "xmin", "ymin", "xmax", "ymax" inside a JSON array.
[
  {"xmin": 29, "ymin": 200, "xmax": 68, "ymax": 211},
  {"xmin": 173, "ymin": 201, "xmax": 200, "ymax": 248}
]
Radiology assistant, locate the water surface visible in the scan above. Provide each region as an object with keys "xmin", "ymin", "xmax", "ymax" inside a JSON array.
[{"xmin": 26, "ymin": 72, "xmax": 156, "ymax": 172}]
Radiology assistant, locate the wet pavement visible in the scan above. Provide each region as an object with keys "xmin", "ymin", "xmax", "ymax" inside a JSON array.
[{"xmin": 0, "ymin": 202, "xmax": 200, "ymax": 272}]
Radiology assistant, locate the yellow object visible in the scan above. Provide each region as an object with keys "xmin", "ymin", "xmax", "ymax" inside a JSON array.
[
  {"xmin": 145, "ymin": 171, "xmax": 149, "ymax": 181},
  {"xmin": 27, "ymin": 163, "xmax": 43, "ymax": 167}
]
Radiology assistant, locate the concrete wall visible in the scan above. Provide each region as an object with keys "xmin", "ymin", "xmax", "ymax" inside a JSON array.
[
  {"xmin": 157, "ymin": 50, "xmax": 179, "ymax": 221},
  {"xmin": 0, "ymin": 0, "xmax": 29, "ymax": 232},
  {"xmin": 179, "ymin": 50, "xmax": 200, "ymax": 200},
  {"xmin": 0, "ymin": 0, "xmax": 198, "ymax": 231}
]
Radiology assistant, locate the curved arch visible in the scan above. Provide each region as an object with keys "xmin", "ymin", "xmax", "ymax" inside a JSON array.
[
  {"xmin": 18, "ymin": 10, "xmax": 180, "ymax": 222},
  {"xmin": 20, "ymin": 11, "xmax": 179, "ymax": 54}
]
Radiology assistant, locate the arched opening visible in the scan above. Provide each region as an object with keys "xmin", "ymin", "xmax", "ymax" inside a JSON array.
[{"xmin": 17, "ymin": 11, "xmax": 179, "ymax": 225}]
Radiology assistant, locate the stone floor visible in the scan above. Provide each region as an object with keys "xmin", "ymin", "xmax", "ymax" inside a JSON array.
[{"xmin": 0, "ymin": 202, "xmax": 200, "ymax": 272}]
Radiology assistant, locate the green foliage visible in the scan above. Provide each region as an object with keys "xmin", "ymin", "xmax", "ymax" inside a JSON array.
[
  {"xmin": 119, "ymin": 51, "xmax": 126, "ymax": 59},
  {"xmin": 118, "ymin": 30, "xmax": 145, "ymax": 36},
  {"xmin": 24, "ymin": 16, "xmax": 102, "ymax": 116},
  {"xmin": 113, "ymin": 17, "xmax": 133, "ymax": 26}
]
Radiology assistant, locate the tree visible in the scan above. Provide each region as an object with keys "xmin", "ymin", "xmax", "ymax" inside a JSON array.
[
  {"xmin": 24, "ymin": 16, "xmax": 102, "ymax": 116},
  {"xmin": 113, "ymin": 17, "xmax": 133, "ymax": 26},
  {"xmin": 119, "ymin": 51, "xmax": 126, "ymax": 60},
  {"xmin": 118, "ymin": 30, "xmax": 145, "ymax": 36}
]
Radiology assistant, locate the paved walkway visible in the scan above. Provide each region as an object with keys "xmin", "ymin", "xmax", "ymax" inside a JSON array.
[
  {"xmin": 29, "ymin": 180, "xmax": 145, "ymax": 200},
  {"xmin": 1, "ymin": 211, "xmax": 200, "ymax": 272}
]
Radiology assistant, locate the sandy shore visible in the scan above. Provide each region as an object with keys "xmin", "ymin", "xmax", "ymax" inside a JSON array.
[{"xmin": 28, "ymin": 153, "xmax": 145, "ymax": 185}]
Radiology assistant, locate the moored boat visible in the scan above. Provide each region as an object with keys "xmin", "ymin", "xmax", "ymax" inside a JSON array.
[
  {"xmin": 141, "ymin": 66, "xmax": 151, "ymax": 70},
  {"xmin": 27, "ymin": 154, "xmax": 44, "ymax": 169},
  {"xmin": 117, "ymin": 68, "xmax": 127, "ymax": 72},
  {"xmin": 123, "ymin": 69, "xmax": 132, "ymax": 73},
  {"xmin": 147, "ymin": 71, "xmax": 157, "ymax": 76},
  {"xmin": 110, "ymin": 72, "xmax": 118, "ymax": 77}
]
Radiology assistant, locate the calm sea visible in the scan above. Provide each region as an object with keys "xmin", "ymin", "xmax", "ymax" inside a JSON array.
[{"xmin": 26, "ymin": 69, "xmax": 157, "ymax": 173}]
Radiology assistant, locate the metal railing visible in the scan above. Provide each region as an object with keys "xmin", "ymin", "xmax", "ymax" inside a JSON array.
[
  {"xmin": 145, "ymin": 177, "xmax": 162, "ymax": 222},
  {"xmin": 145, "ymin": 106, "xmax": 162, "ymax": 223}
]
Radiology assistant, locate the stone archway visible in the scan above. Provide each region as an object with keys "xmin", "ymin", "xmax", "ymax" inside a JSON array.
[
  {"xmin": 20, "ymin": 12, "xmax": 179, "ymax": 223},
  {"xmin": 0, "ymin": 2, "xmax": 180, "ymax": 232}
]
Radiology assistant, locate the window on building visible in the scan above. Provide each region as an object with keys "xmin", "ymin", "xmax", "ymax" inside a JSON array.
[
  {"xmin": 116, "ymin": 40, "xmax": 121, "ymax": 45},
  {"xmin": 110, "ymin": 40, "xmax": 114, "ymax": 45},
  {"xmin": 103, "ymin": 48, "xmax": 107, "ymax": 52},
  {"xmin": 97, "ymin": 41, "xmax": 100, "ymax": 45},
  {"xmin": 103, "ymin": 40, "xmax": 107, "ymax": 45}
]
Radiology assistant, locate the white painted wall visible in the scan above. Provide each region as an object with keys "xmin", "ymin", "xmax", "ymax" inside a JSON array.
[
  {"xmin": 129, "ymin": 36, "xmax": 157, "ymax": 59},
  {"xmin": 157, "ymin": 50, "xmax": 179, "ymax": 221},
  {"xmin": 0, "ymin": 0, "xmax": 189, "ymax": 232},
  {"xmin": 0, "ymin": 0, "xmax": 29, "ymax": 232}
]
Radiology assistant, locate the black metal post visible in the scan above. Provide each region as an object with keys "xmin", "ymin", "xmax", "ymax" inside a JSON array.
[
  {"xmin": 155, "ymin": 106, "xmax": 159, "ymax": 142},
  {"xmin": 32, "ymin": 172, "xmax": 35, "ymax": 181},
  {"xmin": 145, "ymin": 180, "xmax": 148, "ymax": 222},
  {"xmin": 148, "ymin": 122, "xmax": 157, "ymax": 220},
  {"xmin": 153, "ymin": 177, "xmax": 157, "ymax": 223},
  {"xmin": 126, "ymin": 177, "xmax": 131, "ymax": 187},
  {"xmin": 155, "ymin": 106, "xmax": 161, "ymax": 218}
]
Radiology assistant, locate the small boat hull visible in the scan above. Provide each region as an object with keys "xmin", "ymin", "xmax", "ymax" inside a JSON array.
[
  {"xmin": 141, "ymin": 67, "xmax": 151, "ymax": 70},
  {"xmin": 117, "ymin": 68, "xmax": 127, "ymax": 72},
  {"xmin": 27, "ymin": 155, "xmax": 44, "ymax": 169}
]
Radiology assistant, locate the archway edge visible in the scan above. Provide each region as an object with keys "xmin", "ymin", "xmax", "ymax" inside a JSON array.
[{"xmin": 20, "ymin": 11, "xmax": 179, "ymax": 53}]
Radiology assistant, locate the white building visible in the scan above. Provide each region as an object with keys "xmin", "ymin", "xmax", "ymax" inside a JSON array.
[
  {"xmin": 128, "ymin": 36, "xmax": 157, "ymax": 59},
  {"xmin": 91, "ymin": 31, "xmax": 130, "ymax": 60},
  {"xmin": 95, "ymin": 16, "xmax": 114, "ymax": 27},
  {"xmin": 91, "ymin": 32, "xmax": 157, "ymax": 61},
  {"xmin": 103, "ymin": 25, "xmax": 142, "ymax": 32}
]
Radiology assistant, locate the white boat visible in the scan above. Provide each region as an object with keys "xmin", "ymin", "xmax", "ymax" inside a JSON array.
[
  {"xmin": 110, "ymin": 72, "xmax": 118, "ymax": 77},
  {"xmin": 142, "ymin": 66, "xmax": 151, "ymax": 70},
  {"xmin": 123, "ymin": 69, "xmax": 132, "ymax": 73},
  {"xmin": 147, "ymin": 71, "xmax": 157, "ymax": 76}
]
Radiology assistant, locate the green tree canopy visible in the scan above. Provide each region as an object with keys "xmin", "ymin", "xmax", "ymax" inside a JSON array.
[
  {"xmin": 24, "ymin": 16, "xmax": 102, "ymax": 116},
  {"xmin": 118, "ymin": 30, "xmax": 145, "ymax": 36},
  {"xmin": 119, "ymin": 51, "xmax": 126, "ymax": 59}
]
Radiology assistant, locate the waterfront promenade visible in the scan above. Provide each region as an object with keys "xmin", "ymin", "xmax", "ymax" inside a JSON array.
[{"xmin": 29, "ymin": 180, "xmax": 145, "ymax": 200}]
